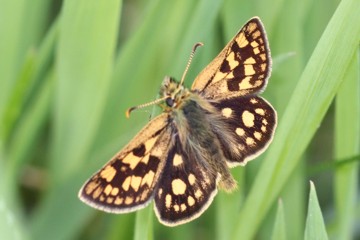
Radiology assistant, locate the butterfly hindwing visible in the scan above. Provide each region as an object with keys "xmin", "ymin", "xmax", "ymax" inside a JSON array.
[
  {"xmin": 154, "ymin": 135, "xmax": 218, "ymax": 226},
  {"xmin": 192, "ymin": 17, "xmax": 271, "ymax": 100},
  {"xmin": 212, "ymin": 96, "xmax": 276, "ymax": 167},
  {"xmin": 79, "ymin": 114, "xmax": 172, "ymax": 213}
]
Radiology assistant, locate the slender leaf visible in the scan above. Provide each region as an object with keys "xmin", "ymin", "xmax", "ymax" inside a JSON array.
[
  {"xmin": 304, "ymin": 181, "xmax": 328, "ymax": 240},
  {"xmin": 333, "ymin": 50, "xmax": 359, "ymax": 239},
  {"xmin": 271, "ymin": 199, "xmax": 286, "ymax": 240}
]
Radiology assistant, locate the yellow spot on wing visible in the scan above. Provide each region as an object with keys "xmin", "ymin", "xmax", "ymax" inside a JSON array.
[
  {"xmin": 244, "ymin": 57, "xmax": 256, "ymax": 64},
  {"xmin": 104, "ymin": 184, "xmax": 112, "ymax": 196},
  {"xmin": 174, "ymin": 204, "xmax": 180, "ymax": 212},
  {"xmin": 195, "ymin": 189, "xmax": 203, "ymax": 199},
  {"xmin": 172, "ymin": 179, "xmax": 187, "ymax": 195},
  {"xmin": 250, "ymin": 98, "xmax": 258, "ymax": 104},
  {"xmin": 222, "ymin": 108, "xmax": 233, "ymax": 118},
  {"xmin": 141, "ymin": 189, "xmax": 149, "ymax": 201},
  {"xmin": 246, "ymin": 137, "xmax": 255, "ymax": 145},
  {"xmin": 122, "ymin": 176, "xmax": 131, "ymax": 191},
  {"xmin": 125, "ymin": 196, "xmax": 134, "ymax": 205},
  {"xmin": 250, "ymin": 41, "xmax": 259, "ymax": 47},
  {"xmin": 144, "ymin": 137, "xmax": 157, "ymax": 153},
  {"xmin": 122, "ymin": 152, "xmax": 141, "ymax": 170},
  {"xmin": 254, "ymin": 131, "xmax": 262, "ymax": 140},
  {"xmin": 85, "ymin": 181, "xmax": 100, "ymax": 195},
  {"xmin": 244, "ymin": 65, "xmax": 255, "ymax": 75},
  {"xmin": 212, "ymin": 71, "xmax": 227, "ymax": 83},
  {"xmin": 236, "ymin": 128, "xmax": 245, "ymax": 136},
  {"xmin": 111, "ymin": 187, "xmax": 119, "ymax": 196},
  {"xmin": 188, "ymin": 174, "xmax": 196, "ymax": 185},
  {"xmin": 261, "ymin": 125, "xmax": 267, "ymax": 132},
  {"xmin": 259, "ymin": 53, "xmax": 266, "ymax": 61},
  {"xmin": 239, "ymin": 76, "xmax": 253, "ymax": 89},
  {"xmin": 165, "ymin": 194, "xmax": 172, "ymax": 208},
  {"xmin": 237, "ymin": 32, "xmax": 249, "ymax": 48},
  {"xmin": 158, "ymin": 188, "xmax": 163, "ymax": 198},
  {"xmin": 92, "ymin": 187, "xmax": 102, "ymax": 199},
  {"xmin": 252, "ymin": 30, "xmax": 261, "ymax": 39},
  {"xmin": 141, "ymin": 170, "xmax": 155, "ymax": 187},
  {"xmin": 100, "ymin": 165, "xmax": 116, "ymax": 182},
  {"xmin": 131, "ymin": 176, "xmax": 142, "ymax": 192},
  {"xmin": 106, "ymin": 197, "xmax": 114, "ymax": 204},
  {"xmin": 114, "ymin": 197, "xmax": 123, "ymax": 205},
  {"xmin": 123, "ymin": 138, "xmax": 157, "ymax": 170},
  {"xmin": 247, "ymin": 22, "xmax": 257, "ymax": 32},
  {"xmin": 173, "ymin": 154, "xmax": 183, "ymax": 166},
  {"xmin": 181, "ymin": 204, "xmax": 187, "ymax": 212},
  {"xmin": 141, "ymin": 154, "xmax": 150, "ymax": 164},
  {"xmin": 255, "ymin": 108, "xmax": 265, "ymax": 115},
  {"xmin": 227, "ymin": 52, "xmax": 239, "ymax": 69},
  {"xmin": 188, "ymin": 196, "xmax": 195, "ymax": 206},
  {"xmin": 242, "ymin": 110, "xmax": 255, "ymax": 127},
  {"xmin": 261, "ymin": 63, "xmax": 266, "ymax": 71}
]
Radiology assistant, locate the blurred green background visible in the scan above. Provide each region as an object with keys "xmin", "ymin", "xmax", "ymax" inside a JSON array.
[{"xmin": 0, "ymin": 0, "xmax": 359, "ymax": 239}]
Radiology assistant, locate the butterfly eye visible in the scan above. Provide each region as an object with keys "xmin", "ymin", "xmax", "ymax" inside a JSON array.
[{"xmin": 166, "ymin": 98, "xmax": 175, "ymax": 107}]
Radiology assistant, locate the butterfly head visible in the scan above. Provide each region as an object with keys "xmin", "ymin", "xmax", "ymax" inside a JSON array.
[
  {"xmin": 125, "ymin": 43, "xmax": 203, "ymax": 118},
  {"xmin": 160, "ymin": 76, "xmax": 188, "ymax": 108}
]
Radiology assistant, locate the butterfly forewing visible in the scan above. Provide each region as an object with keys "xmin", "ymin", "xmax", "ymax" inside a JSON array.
[
  {"xmin": 154, "ymin": 136, "xmax": 218, "ymax": 226},
  {"xmin": 79, "ymin": 114, "xmax": 171, "ymax": 213},
  {"xmin": 211, "ymin": 96, "xmax": 276, "ymax": 167},
  {"xmin": 192, "ymin": 17, "xmax": 271, "ymax": 100}
]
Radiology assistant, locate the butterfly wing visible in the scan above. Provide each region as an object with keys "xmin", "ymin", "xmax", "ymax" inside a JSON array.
[
  {"xmin": 211, "ymin": 96, "xmax": 276, "ymax": 167},
  {"xmin": 191, "ymin": 17, "xmax": 271, "ymax": 100},
  {"xmin": 79, "ymin": 114, "xmax": 172, "ymax": 213},
  {"xmin": 154, "ymin": 135, "xmax": 218, "ymax": 226}
]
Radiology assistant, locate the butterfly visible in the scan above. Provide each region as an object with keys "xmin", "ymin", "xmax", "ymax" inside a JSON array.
[{"xmin": 79, "ymin": 17, "xmax": 277, "ymax": 226}]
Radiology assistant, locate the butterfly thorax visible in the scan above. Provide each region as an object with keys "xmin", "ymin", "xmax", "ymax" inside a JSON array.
[{"xmin": 159, "ymin": 76, "xmax": 237, "ymax": 191}]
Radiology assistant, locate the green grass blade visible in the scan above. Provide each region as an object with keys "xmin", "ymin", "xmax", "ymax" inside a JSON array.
[
  {"xmin": 5, "ymin": 19, "xmax": 58, "ymax": 183},
  {"xmin": 0, "ymin": 0, "xmax": 51, "ymax": 120},
  {"xmin": 0, "ymin": 52, "xmax": 36, "ymax": 143},
  {"xmin": 271, "ymin": 199, "xmax": 286, "ymax": 240},
  {"xmin": 304, "ymin": 181, "xmax": 328, "ymax": 240},
  {"xmin": 134, "ymin": 207, "xmax": 153, "ymax": 240},
  {"xmin": 51, "ymin": 0, "xmax": 121, "ymax": 179},
  {"xmin": 231, "ymin": 0, "xmax": 360, "ymax": 239},
  {"xmin": 30, "ymin": 1, "xmax": 122, "ymax": 239},
  {"xmin": 0, "ymin": 152, "xmax": 27, "ymax": 240},
  {"xmin": 6, "ymin": 70, "xmax": 54, "ymax": 185},
  {"xmin": 333, "ymin": 50, "xmax": 360, "ymax": 239}
]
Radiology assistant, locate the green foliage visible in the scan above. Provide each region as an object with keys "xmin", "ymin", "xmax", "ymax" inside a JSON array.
[
  {"xmin": 305, "ymin": 182, "xmax": 329, "ymax": 240},
  {"xmin": 271, "ymin": 200, "xmax": 286, "ymax": 240},
  {"xmin": 0, "ymin": 0, "xmax": 359, "ymax": 239}
]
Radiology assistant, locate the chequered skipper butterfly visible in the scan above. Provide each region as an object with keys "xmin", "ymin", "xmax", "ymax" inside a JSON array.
[{"xmin": 79, "ymin": 17, "xmax": 277, "ymax": 226}]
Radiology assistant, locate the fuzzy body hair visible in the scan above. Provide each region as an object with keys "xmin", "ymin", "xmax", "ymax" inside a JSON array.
[{"xmin": 160, "ymin": 77, "xmax": 238, "ymax": 191}]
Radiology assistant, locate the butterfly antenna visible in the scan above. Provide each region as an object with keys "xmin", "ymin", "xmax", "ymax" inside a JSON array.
[
  {"xmin": 126, "ymin": 96, "xmax": 168, "ymax": 118},
  {"xmin": 179, "ymin": 42, "xmax": 204, "ymax": 86}
]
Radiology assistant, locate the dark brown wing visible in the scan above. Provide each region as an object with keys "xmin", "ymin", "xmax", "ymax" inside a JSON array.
[
  {"xmin": 192, "ymin": 17, "xmax": 271, "ymax": 100},
  {"xmin": 211, "ymin": 96, "xmax": 276, "ymax": 166},
  {"xmin": 154, "ymin": 135, "xmax": 218, "ymax": 226},
  {"xmin": 79, "ymin": 114, "xmax": 172, "ymax": 213}
]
